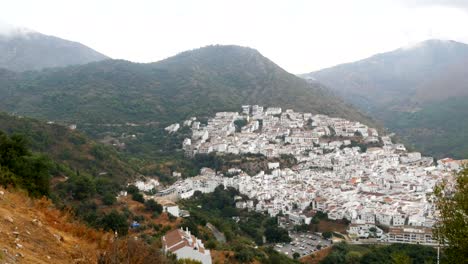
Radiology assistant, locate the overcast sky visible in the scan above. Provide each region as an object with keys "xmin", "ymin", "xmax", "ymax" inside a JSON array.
[{"xmin": 1, "ymin": 0, "xmax": 468, "ymax": 73}]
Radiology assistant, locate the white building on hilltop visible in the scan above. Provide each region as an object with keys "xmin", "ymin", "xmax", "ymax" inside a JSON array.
[{"xmin": 162, "ymin": 228, "xmax": 212, "ymax": 264}]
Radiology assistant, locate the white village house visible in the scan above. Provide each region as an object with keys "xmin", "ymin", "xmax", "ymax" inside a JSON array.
[{"xmin": 162, "ymin": 228, "xmax": 212, "ymax": 264}]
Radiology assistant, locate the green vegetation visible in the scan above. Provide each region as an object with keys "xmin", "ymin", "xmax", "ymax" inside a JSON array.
[
  {"xmin": 234, "ymin": 119, "xmax": 248, "ymax": 132},
  {"xmin": 382, "ymin": 97, "xmax": 468, "ymax": 159},
  {"xmin": 144, "ymin": 199, "xmax": 163, "ymax": 215},
  {"xmin": 433, "ymin": 167, "xmax": 468, "ymax": 263},
  {"xmin": 179, "ymin": 186, "xmax": 298, "ymax": 264},
  {"xmin": 320, "ymin": 242, "xmax": 438, "ymax": 264},
  {"xmin": 306, "ymin": 40, "xmax": 468, "ymax": 159},
  {"xmin": 0, "ymin": 113, "xmax": 135, "ymax": 184},
  {"xmin": 0, "ymin": 45, "xmax": 374, "ymax": 182},
  {"xmin": 100, "ymin": 210, "xmax": 129, "ymax": 236},
  {"xmin": 0, "ymin": 131, "xmax": 51, "ymax": 197},
  {"xmin": 0, "ymin": 46, "xmax": 372, "ymax": 126},
  {"xmin": 0, "ymin": 113, "xmax": 139, "ymax": 232}
]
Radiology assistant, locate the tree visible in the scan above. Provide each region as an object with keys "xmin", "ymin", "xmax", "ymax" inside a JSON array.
[
  {"xmin": 132, "ymin": 192, "xmax": 145, "ymax": 203},
  {"xmin": 70, "ymin": 175, "xmax": 96, "ymax": 200},
  {"xmin": 265, "ymin": 226, "xmax": 291, "ymax": 243},
  {"xmin": 235, "ymin": 248, "xmax": 254, "ymax": 262},
  {"xmin": 126, "ymin": 185, "xmax": 139, "ymax": 195},
  {"xmin": 345, "ymin": 251, "xmax": 362, "ymax": 264},
  {"xmin": 100, "ymin": 210, "xmax": 128, "ymax": 236},
  {"xmin": 144, "ymin": 199, "xmax": 163, "ymax": 214},
  {"xmin": 322, "ymin": 231, "xmax": 333, "ymax": 239},
  {"xmin": 0, "ymin": 132, "xmax": 51, "ymax": 197},
  {"xmin": 293, "ymin": 252, "xmax": 301, "ymax": 259},
  {"xmin": 102, "ymin": 192, "xmax": 117, "ymax": 205},
  {"xmin": 433, "ymin": 167, "xmax": 468, "ymax": 263},
  {"xmin": 234, "ymin": 119, "xmax": 248, "ymax": 132},
  {"xmin": 391, "ymin": 252, "xmax": 412, "ymax": 264}
]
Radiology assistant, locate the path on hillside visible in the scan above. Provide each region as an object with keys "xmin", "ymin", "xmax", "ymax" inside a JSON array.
[{"xmin": 206, "ymin": 223, "xmax": 226, "ymax": 243}]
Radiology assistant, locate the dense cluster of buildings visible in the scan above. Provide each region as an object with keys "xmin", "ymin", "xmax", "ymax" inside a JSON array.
[{"xmin": 161, "ymin": 105, "xmax": 461, "ymax": 245}]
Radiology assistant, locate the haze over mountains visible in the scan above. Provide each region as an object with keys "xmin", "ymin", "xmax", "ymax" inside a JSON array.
[
  {"xmin": 302, "ymin": 39, "xmax": 468, "ymax": 158},
  {"xmin": 0, "ymin": 29, "xmax": 109, "ymax": 71}
]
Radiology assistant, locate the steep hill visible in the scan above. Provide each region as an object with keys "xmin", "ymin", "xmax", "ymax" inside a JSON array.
[
  {"xmin": 302, "ymin": 39, "xmax": 468, "ymax": 158},
  {"xmin": 0, "ymin": 45, "xmax": 371, "ymax": 127},
  {"xmin": 0, "ymin": 112, "xmax": 136, "ymax": 184},
  {"xmin": 0, "ymin": 30, "xmax": 109, "ymax": 72},
  {"xmin": 0, "ymin": 187, "xmax": 110, "ymax": 264}
]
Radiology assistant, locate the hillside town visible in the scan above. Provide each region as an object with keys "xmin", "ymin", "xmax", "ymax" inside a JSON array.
[{"xmin": 157, "ymin": 105, "xmax": 462, "ymax": 247}]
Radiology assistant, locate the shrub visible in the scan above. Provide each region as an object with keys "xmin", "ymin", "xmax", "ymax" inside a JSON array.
[
  {"xmin": 102, "ymin": 192, "xmax": 116, "ymax": 205},
  {"xmin": 100, "ymin": 210, "xmax": 128, "ymax": 236},
  {"xmin": 131, "ymin": 192, "xmax": 145, "ymax": 203},
  {"xmin": 144, "ymin": 199, "xmax": 163, "ymax": 213}
]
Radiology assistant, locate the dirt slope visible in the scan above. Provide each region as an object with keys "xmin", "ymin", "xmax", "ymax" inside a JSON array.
[{"xmin": 0, "ymin": 187, "xmax": 111, "ymax": 264}]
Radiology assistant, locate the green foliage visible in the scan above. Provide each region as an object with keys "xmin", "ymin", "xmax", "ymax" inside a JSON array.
[
  {"xmin": 320, "ymin": 242, "xmax": 438, "ymax": 264},
  {"xmin": 382, "ymin": 97, "xmax": 468, "ymax": 159},
  {"xmin": 307, "ymin": 41, "xmax": 468, "ymax": 158},
  {"xmin": 127, "ymin": 185, "xmax": 139, "ymax": 195},
  {"xmin": 68, "ymin": 175, "xmax": 96, "ymax": 200},
  {"xmin": 235, "ymin": 248, "xmax": 255, "ymax": 262},
  {"xmin": 293, "ymin": 252, "xmax": 300, "ymax": 259},
  {"xmin": 100, "ymin": 210, "xmax": 129, "ymax": 236},
  {"xmin": 131, "ymin": 192, "xmax": 145, "ymax": 203},
  {"xmin": 234, "ymin": 119, "xmax": 248, "ymax": 132},
  {"xmin": 144, "ymin": 199, "xmax": 163, "ymax": 214},
  {"xmin": 0, "ymin": 113, "xmax": 135, "ymax": 184},
  {"xmin": 179, "ymin": 187, "xmax": 298, "ymax": 263},
  {"xmin": 0, "ymin": 46, "xmax": 372, "ymax": 127},
  {"xmin": 102, "ymin": 192, "xmax": 117, "ymax": 205},
  {"xmin": 0, "ymin": 131, "xmax": 51, "ymax": 197},
  {"xmin": 391, "ymin": 252, "xmax": 412, "ymax": 264},
  {"xmin": 264, "ymin": 219, "xmax": 291, "ymax": 243},
  {"xmin": 433, "ymin": 167, "xmax": 468, "ymax": 263},
  {"xmin": 0, "ymin": 47, "xmax": 373, "ymax": 187},
  {"xmin": 322, "ymin": 231, "xmax": 333, "ymax": 239},
  {"xmin": 345, "ymin": 251, "xmax": 362, "ymax": 264}
]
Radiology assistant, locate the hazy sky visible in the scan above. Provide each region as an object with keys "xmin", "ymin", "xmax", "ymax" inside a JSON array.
[{"xmin": 1, "ymin": 0, "xmax": 468, "ymax": 73}]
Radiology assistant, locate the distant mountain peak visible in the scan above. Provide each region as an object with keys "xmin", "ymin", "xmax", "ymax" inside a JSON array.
[
  {"xmin": 399, "ymin": 39, "xmax": 466, "ymax": 51},
  {"xmin": 0, "ymin": 28, "xmax": 109, "ymax": 71},
  {"xmin": 302, "ymin": 39, "xmax": 468, "ymax": 159},
  {"xmin": 0, "ymin": 27, "xmax": 37, "ymax": 38}
]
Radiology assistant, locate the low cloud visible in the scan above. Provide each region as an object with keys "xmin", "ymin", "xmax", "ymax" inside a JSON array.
[
  {"xmin": 402, "ymin": 0, "xmax": 468, "ymax": 11},
  {"xmin": 0, "ymin": 20, "xmax": 34, "ymax": 37}
]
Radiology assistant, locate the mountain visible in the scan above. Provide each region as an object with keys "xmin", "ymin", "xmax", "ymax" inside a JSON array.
[
  {"xmin": 0, "ymin": 45, "xmax": 373, "ymax": 127},
  {"xmin": 302, "ymin": 39, "xmax": 468, "ymax": 158},
  {"xmin": 0, "ymin": 30, "xmax": 109, "ymax": 71}
]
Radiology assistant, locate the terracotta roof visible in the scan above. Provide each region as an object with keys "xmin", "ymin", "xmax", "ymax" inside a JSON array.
[{"xmin": 163, "ymin": 229, "xmax": 207, "ymax": 255}]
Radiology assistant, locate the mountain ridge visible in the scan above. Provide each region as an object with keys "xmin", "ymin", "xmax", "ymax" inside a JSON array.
[
  {"xmin": 301, "ymin": 39, "xmax": 468, "ymax": 158},
  {"xmin": 0, "ymin": 31, "xmax": 109, "ymax": 71},
  {"xmin": 0, "ymin": 44, "xmax": 374, "ymax": 127}
]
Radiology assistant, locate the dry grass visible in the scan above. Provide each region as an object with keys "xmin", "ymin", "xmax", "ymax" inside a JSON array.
[
  {"xmin": 98, "ymin": 238, "xmax": 170, "ymax": 264},
  {"xmin": 0, "ymin": 187, "xmax": 112, "ymax": 264},
  {"xmin": 316, "ymin": 220, "xmax": 348, "ymax": 233},
  {"xmin": 300, "ymin": 246, "xmax": 333, "ymax": 264}
]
